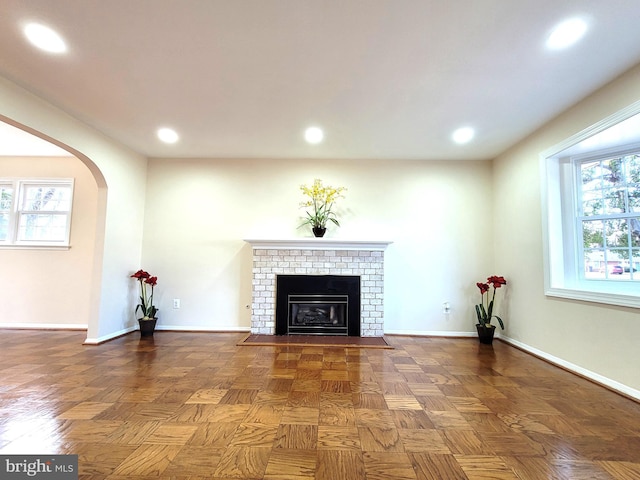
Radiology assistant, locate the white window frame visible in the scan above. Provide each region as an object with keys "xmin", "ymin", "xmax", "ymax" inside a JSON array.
[
  {"xmin": 0, "ymin": 178, "xmax": 74, "ymax": 249},
  {"xmin": 575, "ymin": 148, "xmax": 640, "ymax": 281},
  {"xmin": 541, "ymin": 100, "xmax": 640, "ymax": 308}
]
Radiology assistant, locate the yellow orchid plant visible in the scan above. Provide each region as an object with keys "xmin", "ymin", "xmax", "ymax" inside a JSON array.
[{"xmin": 299, "ymin": 178, "xmax": 346, "ymax": 230}]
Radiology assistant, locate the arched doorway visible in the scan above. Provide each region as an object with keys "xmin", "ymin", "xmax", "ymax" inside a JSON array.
[{"xmin": 0, "ymin": 118, "xmax": 107, "ymax": 341}]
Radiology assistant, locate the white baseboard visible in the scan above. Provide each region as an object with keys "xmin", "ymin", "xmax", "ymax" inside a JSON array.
[
  {"xmin": 0, "ymin": 322, "xmax": 88, "ymax": 330},
  {"xmin": 500, "ymin": 335, "xmax": 640, "ymax": 402},
  {"xmin": 84, "ymin": 325, "xmax": 137, "ymax": 344},
  {"xmin": 384, "ymin": 329, "xmax": 477, "ymax": 338},
  {"xmin": 383, "ymin": 330, "xmax": 639, "ymax": 402},
  {"xmin": 155, "ymin": 325, "xmax": 251, "ymax": 332},
  {"xmin": 84, "ymin": 325, "xmax": 250, "ymax": 344}
]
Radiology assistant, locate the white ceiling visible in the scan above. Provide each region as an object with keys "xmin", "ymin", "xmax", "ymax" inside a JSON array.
[{"xmin": 2, "ymin": 0, "xmax": 640, "ymax": 160}]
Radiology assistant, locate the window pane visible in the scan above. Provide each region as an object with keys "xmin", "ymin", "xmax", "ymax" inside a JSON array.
[
  {"xmin": 584, "ymin": 249, "xmax": 605, "ymax": 279},
  {"xmin": 602, "ymin": 157, "xmax": 624, "ymax": 188},
  {"xmin": 582, "ymin": 220, "xmax": 604, "ymax": 248},
  {"xmin": 22, "ymin": 185, "xmax": 72, "ymax": 212},
  {"xmin": 0, "ymin": 213, "xmax": 8, "ymax": 241},
  {"xmin": 581, "ymin": 190, "xmax": 603, "ymax": 216},
  {"xmin": 631, "ymin": 250, "xmax": 640, "ymax": 279},
  {"xmin": 605, "ymin": 219, "xmax": 626, "ymax": 247},
  {"xmin": 581, "ymin": 160, "xmax": 600, "ymax": 189},
  {"xmin": 605, "ymin": 249, "xmax": 624, "ymax": 280},
  {"xmin": 603, "ymin": 189, "xmax": 626, "ymax": 214},
  {"xmin": 0, "ymin": 186, "xmax": 13, "ymax": 211},
  {"xmin": 628, "ymin": 154, "xmax": 640, "ymax": 183},
  {"xmin": 628, "ymin": 186, "xmax": 640, "ymax": 212},
  {"xmin": 630, "ymin": 218, "xmax": 640, "ymax": 247},
  {"xmin": 18, "ymin": 213, "xmax": 67, "ymax": 241},
  {"xmin": 0, "ymin": 186, "xmax": 13, "ymax": 242}
]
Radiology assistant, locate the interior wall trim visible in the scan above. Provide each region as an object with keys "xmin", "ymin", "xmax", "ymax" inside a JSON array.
[{"xmin": 500, "ymin": 335, "xmax": 640, "ymax": 402}]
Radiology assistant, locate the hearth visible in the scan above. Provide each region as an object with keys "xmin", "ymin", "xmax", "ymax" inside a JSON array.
[{"xmin": 276, "ymin": 275, "xmax": 360, "ymax": 336}]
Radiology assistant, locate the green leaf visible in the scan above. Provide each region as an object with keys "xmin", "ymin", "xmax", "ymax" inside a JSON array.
[{"xmin": 475, "ymin": 305, "xmax": 482, "ymax": 322}]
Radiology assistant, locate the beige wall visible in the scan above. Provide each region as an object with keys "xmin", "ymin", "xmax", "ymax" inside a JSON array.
[
  {"xmin": 493, "ymin": 63, "xmax": 640, "ymax": 394},
  {"xmin": 0, "ymin": 75, "xmax": 149, "ymax": 342},
  {"xmin": 143, "ymin": 157, "xmax": 494, "ymax": 334},
  {"xmin": 0, "ymin": 156, "xmax": 98, "ymax": 326}
]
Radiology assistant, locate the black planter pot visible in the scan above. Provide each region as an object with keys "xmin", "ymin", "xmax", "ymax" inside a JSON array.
[
  {"xmin": 476, "ymin": 324, "xmax": 495, "ymax": 345},
  {"xmin": 312, "ymin": 226, "xmax": 326, "ymax": 237},
  {"xmin": 138, "ymin": 318, "xmax": 157, "ymax": 337}
]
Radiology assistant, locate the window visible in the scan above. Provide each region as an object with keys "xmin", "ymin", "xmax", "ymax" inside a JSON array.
[
  {"xmin": 0, "ymin": 183, "xmax": 13, "ymax": 241},
  {"xmin": 0, "ymin": 178, "xmax": 74, "ymax": 247},
  {"xmin": 542, "ymin": 103, "xmax": 640, "ymax": 307},
  {"xmin": 579, "ymin": 153, "xmax": 640, "ymax": 282}
]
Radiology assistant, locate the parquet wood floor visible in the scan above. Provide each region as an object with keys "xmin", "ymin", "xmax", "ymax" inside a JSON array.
[{"xmin": 1, "ymin": 330, "xmax": 639, "ymax": 479}]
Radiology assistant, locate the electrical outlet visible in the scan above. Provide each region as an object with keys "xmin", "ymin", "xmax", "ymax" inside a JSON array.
[
  {"xmin": 443, "ymin": 302, "xmax": 451, "ymax": 314},
  {"xmin": 173, "ymin": 299, "xmax": 180, "ymax": 309}
]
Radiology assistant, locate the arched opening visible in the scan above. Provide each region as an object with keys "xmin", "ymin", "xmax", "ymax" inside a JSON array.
[{"xmin": 0, "ymin": 117, "xmax": 108, "ymax": 341}]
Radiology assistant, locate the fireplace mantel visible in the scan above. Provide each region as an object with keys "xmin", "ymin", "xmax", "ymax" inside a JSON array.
[{"xmin": 244, "ymin": 238, "xmax": 393, "ymax": 251}]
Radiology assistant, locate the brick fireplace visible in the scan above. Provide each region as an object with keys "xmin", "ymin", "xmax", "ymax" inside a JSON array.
[{"xmin": 245, "ymin": 239, "xmax": 392, "ymax": 337}]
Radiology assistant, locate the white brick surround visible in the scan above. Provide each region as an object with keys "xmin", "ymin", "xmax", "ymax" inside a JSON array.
[{"xmin": 245, "ymin": 239, "xmax": 392, "ymax": 337}]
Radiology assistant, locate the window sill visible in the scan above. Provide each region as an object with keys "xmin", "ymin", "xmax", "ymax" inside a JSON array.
[
  {"xmin": 545, "ymin": 286, "xmax": 640, "ymax": 309},
  {"xmin": 0, "ymin": 244, "xmax": 70, "ymax": 251}
]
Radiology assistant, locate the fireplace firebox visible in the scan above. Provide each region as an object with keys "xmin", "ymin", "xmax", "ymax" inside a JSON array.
[
  {"xmin": 276, "ymin": 275, "xmax": 360, "ymax": 336},
  {"xmin": 289, "ymin": 294, "xmax": 348, "ymax": 335}
]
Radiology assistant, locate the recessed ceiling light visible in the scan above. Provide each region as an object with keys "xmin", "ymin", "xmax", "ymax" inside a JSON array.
[
  {"xmin": 304, "ymin": 126, "xmax": 324, "ymax": 144},
  {"xmin": 157, "ymin": 127, "xmax": 179, "ymax": 144},
  {"xmin": 23, "ymin": 23, "xmax": 67, "ymax": 54},
  {"xmin": 546, "ymin": 18, "xmax": 588, "ymax": 50},
  {"xmin": 452, "ymin": 127, "xmax": 475, "ymax": 145}
]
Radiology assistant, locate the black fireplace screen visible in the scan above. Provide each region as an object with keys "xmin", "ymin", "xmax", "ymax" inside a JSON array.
[{"xmin": 289, "ymin": 294, "xmax": 348, "ymax": 335}]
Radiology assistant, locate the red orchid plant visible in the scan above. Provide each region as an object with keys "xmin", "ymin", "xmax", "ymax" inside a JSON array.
[
  {"xmin": 131, "ymin": 269, "xmax": 158, "ymax": 320},
  {"xmin": 475, "ymin": 275, "xmax": 507, "ymax": 329}
]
